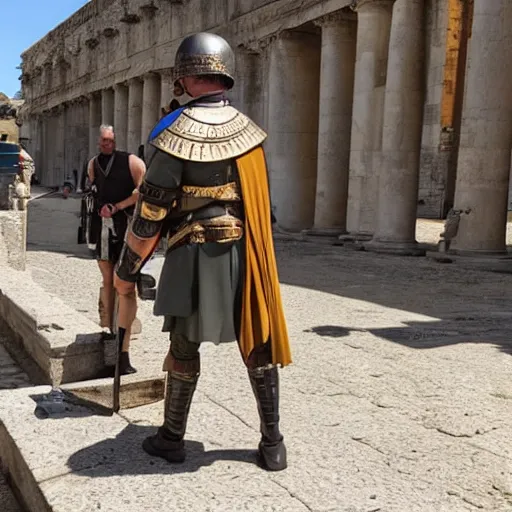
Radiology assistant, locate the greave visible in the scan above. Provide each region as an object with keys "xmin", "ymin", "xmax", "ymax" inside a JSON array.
[
  {"xmin": 248, "ymin": 366, "xmax": 287, "ymax": 471},
  {"xmin": 142, "ymin": 358, "xmax": 199, "ymax": 463},
  {"xmin": 162, "ymin": 371, "xmax": 199, "ymax": 440}
]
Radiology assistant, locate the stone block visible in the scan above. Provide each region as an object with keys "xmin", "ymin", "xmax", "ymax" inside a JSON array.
[
  {"xmin": 0, "ymin": 268, "xmax": 105, "ymax": 385},
  {"xmin": 0, "ymin": 212, "xmax": 26, "ymax": 271}
]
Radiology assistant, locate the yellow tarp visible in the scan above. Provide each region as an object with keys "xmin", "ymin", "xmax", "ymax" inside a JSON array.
[{"xmin": 236, "ymin": 147, "xmax": 292, "ymax": 367}]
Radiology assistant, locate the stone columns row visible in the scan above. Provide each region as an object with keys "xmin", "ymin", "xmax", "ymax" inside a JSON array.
[
  {"xmin": 308, "ymin": 0, "xmax": 511, "ymax": 256},
  {"xmin": 37, "ymin": 99, "xmax": 89, "ymax": 186},
  {"xmin": 85, "ymin": 71, "xmax": 165, "ymax": 158},
  {"xmin": 262, "ymin": 0, "xmax": 426, "ymax": 256},
  {"xmin": 364, "ymin": 0, "xmax": 512, "ymax": 256},
  {"xmin": 37, "ymin": 107, "xmax": 65, "ymax": 187},
  {"xmin": 35, "ymin": 69, "xmax": 168, "ymax": 187}
]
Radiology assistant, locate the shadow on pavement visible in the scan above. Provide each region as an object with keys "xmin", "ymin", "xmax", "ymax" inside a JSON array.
[
  {"xmin": 67, "ymin": 423, "xmax": 259, "ymax": 477},
  {"xmin": 308, "ymin": 321, "xmax": 512, "ymax": 356},
  {"xmin": 277, "ymin": 240, "xmax": 512, "ymax": 357}
]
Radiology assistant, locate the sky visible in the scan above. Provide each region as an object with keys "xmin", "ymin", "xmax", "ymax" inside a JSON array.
[{"xmin": 0, "ymin": 0, "xmax": 90, "ymax": 98}]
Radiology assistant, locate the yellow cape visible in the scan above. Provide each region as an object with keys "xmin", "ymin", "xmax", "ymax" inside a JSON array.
[{"xmin": 236, "ymin": 147, "xmax": 292, "ymax": 367}]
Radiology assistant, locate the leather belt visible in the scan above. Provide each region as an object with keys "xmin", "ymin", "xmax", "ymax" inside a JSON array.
[{"xmin": 167, "ymin": 214, "xmax": 243, "ymax": 249}]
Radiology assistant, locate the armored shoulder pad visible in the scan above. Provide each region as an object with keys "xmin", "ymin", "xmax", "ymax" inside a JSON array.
[{"xmin": 149, "ymin": 105, "xmax": 267, "ymax": 162}]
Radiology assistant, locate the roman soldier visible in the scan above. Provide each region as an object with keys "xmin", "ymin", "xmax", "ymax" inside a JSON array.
[{"xmin": 114, "ymin": 32, "xmax": 292, "ymax": 471}]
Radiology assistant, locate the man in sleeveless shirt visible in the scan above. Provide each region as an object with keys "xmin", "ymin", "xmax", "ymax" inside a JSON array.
[{"xmin": 87, "ymin": 125, "xmax": 146, "ymax": 374}]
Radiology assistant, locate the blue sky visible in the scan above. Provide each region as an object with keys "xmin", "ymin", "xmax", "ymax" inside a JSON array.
[{"xmin": 1, "ymin": 0, "xmax": 90, "ymax": 97}]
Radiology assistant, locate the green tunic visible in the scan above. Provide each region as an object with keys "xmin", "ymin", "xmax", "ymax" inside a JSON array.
[{"xmin": 144, "ymin": 144, "xmax": 244, "ymax": 345}]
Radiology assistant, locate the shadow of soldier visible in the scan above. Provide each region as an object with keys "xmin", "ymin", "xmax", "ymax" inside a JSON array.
[{"xmin": 66, "ymin": 423, "xmax": 259, "ymax": 477}]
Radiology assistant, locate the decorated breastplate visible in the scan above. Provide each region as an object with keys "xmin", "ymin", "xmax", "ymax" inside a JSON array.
[{"xmin": 149, "ymin": 105, "xmax": 267, "ymax": 162}]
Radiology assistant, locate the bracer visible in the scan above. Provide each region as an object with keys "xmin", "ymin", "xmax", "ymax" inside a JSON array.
[{"xmin": 116, "ymin": 180, "xmax": 176, "ymax": 282}]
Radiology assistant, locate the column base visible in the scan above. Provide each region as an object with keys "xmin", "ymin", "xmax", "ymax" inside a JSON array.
[
  {"xmin": 364, "ymin": 239, "xmax": 426, "ymax": 256},
  {"xmin": 302, "ymin": 227, "xmax": 345, "ymax": 238},
  {"xmin": 272, "ymin": 225, "xmax": 304, "ymax": 242},
  {"xmin": 427, "ymin": 247, "xmax": 512, "ymax": 271},
  {"xmin": 337, "ymin": 232, "xmax": 373, "ymax": 243}
]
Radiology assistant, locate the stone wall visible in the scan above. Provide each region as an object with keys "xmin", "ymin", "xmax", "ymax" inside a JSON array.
[{"xmin": 19, "ymin": 0, "xmax": 504, "ymax": 237}]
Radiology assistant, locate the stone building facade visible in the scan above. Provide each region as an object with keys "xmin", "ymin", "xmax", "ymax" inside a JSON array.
[{"xmin": 19, "ymin": 0, "xmax": 512, "ymax": 255}]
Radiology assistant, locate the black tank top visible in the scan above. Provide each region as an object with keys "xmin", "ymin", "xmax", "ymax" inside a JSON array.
[{"xmin": 93, "ymin": 151, "xmax": 135, "ymax": 214}]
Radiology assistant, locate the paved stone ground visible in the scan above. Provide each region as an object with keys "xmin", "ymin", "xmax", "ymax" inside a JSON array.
[{"xmin": 12, "ymin": 192, "xmax": 512, "ymax": 511}]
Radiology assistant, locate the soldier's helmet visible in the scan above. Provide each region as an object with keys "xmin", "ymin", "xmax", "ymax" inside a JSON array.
[{"xmin": 173, "ymin": 32, "xmax": 235, "ymax": 96}]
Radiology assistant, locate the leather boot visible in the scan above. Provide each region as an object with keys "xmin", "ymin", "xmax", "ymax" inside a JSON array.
[
  {"xmin": 248, "ymin": 366, "xmax": 287, "ymax": 471},
  {"xmin": 119, "ymin": 352, "xmax": 137, "ymax": 375},
  {"xmin": 142, "ymin": 361, "xmax": 199, "ymax": 463}
]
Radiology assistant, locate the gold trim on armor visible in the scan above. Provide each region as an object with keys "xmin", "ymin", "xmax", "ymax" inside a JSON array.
[
  {"xmin": 151, "ymin": 106, "xmax": 267, "ymax": 163},
  {"xmin": 173, "ymin": 55, "xmax": 230, "ymax": 82},
  {"xmin": 181, "ymin": 182, "xmax": 240, "ymax": 201},
  {"xmin": 167, "ymin": 214, "xmax": 244, "ymax": 249},
  {"xmin": 140, "ymin": 201, "xmax": 168, "ymax": 222}
]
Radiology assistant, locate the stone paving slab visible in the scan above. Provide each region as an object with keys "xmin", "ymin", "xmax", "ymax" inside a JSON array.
[
  {"xmin": 1, "ymin": 280, "xmax": 512, "ymax": 511},
  {"xmin": 3, "ymin": 191, "xmax": 510, "ymax": 511}
]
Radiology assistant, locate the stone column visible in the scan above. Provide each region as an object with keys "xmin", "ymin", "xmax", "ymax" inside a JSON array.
[
  {"xmin": 41, "ymin": 111, "xmax": 52, "ymax": 185},
  {"xmin": 235, "ymin": 45, "xmax": 266, "ymax": 128},
  {"xmin": 365, "ymin": 0, "xmax": 425, "ymax": 255},
  {"xmin": 101, "ymin": 88, "xmax": 115, "ymax": 126},
  {"xmin": 45, "ymin": 109, "xmax": 59, "ymax": 186},
  {"xmin": 308, "ymin": 12, "xmax": 357, "ymax": 236},
  {"xmin": 64, "ymin": 103, "xmax": 75, "ymax": 180},
  {"xmin": 88, "ymin": 92, "xmax": 101, "ymax": 158},
  {"xmin": 54, "ymin": 104, "xmax": 66, "ymax": 185},
  {"xmin": 114, "ymin": 83, "xmax": 129, "ymax": 151},
  {"xmin": 35, "ymin": 115, "xmax": 44, "ymax": 175},
  {"xmin": 266, "ymin": 32, "xmax": 321, "ymax": 231},
  {"xmin": 159, "ymin": 69, "xmax": 174, "ymax": 112},
  {"xmin": 127, "ymin": 77, "xmax": 143, "ymax": 154},
  {"xmin": 449, "ymin": 1, "xmax": 512, "ymax": 255},
  {"xmin": 141, "ymin": 73, "xmax": 161, "ymax": 144},
  {"xmin": 345, "ymin": 0, "xmax": 395, "ymax": 238}
]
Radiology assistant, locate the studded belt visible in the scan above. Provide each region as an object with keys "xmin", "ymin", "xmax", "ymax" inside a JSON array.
[{"xmin": 167, "ymin": 214, "xmax": 243, "ymax": 249}]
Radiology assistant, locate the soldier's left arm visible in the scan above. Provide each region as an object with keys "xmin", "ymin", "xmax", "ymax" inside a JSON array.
[{"xmin": 114, "ymin": 150, "xmax": 182, "ymax": 292}]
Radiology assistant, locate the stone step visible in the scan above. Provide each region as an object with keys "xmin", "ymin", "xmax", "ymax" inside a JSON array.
[{"xmin": 0, "ymin": 267, "xmax": 105, "ymax": 386}]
